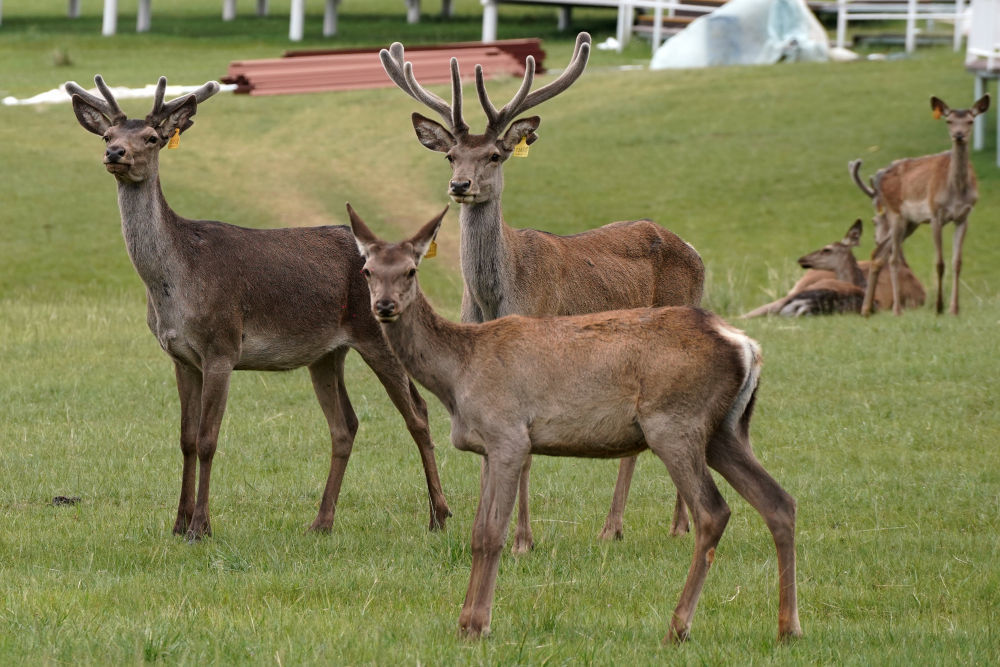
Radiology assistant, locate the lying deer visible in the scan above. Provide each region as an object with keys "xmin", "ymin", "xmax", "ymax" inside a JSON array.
[
  {"xmin": 741, "ymin": 220, "xmax": 924, "ymax": 318},
  {"xmin": 347, "ymin": 204, "xmax": 801, "ymax": 642},
  {"xmin": 381, "ymin": 32, "xmax": 704, "ymax": 550},
  {"xmin": 850, "ymin": 94, "xmax": 989, "ymax": 316},
  {"xmin": 66, "ymin": 75, "xmax": 451, "ymax": 540}
]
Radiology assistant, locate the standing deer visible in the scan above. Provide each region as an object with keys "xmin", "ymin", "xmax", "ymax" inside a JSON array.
[
  {"xmin": 380, "ymin": 32, "xmax": 704, "ymax": 551},
  {"xmin": 348, "ymin": 204, "xmax": 801, "ymax": 642},
  {"xmin": 65, "ymin": 75, "xmax": 451, "ymax": 540},
  {"xmin": 850, "ymin": 94, "xmax": 989, "ymax": 316}
]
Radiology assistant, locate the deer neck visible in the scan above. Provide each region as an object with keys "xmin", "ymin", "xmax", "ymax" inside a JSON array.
[
  {"xmin": 379, "ymin": 291, "xmax": 470, "ymax": 412},
  {"xmin": 458, "ymin": 197, "xmax": 515, "ymax": 320},
  {"xmin": 835, "ymin": 254, "xmax": 866, "ymax": 288},
  {"xmin": 947, "ymin": 140, "xmax": 972, "ymax": 194},
  {"xmin": 115, "ymin": 174, "xmax": 181, "ymax": 287}
]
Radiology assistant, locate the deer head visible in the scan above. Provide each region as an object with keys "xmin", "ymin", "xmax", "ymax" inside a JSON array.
[
  {"xmin": 66, "ymin": 75, "xmax": 220, "ymax": 183},
  {"xmin": 931, "ymin": 94, "xmax": 990, "ymax": 145},
  {"xmin": 349, "ymin": 203, "xmax": 448, "ymax": 321},
  {"xmin": 380, "ymin": 33, "xmax": 591, "ymax": 204},
  {"xmin": 797, "ymin": 219, "xmax": 863, "ymax": 271}
]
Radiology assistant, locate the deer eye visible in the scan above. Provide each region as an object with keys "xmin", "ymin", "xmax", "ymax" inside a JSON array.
[
  {"xmin": 102, "ymin": 135, "xmax": 110, "ymax": 143},
  {"xmin": 361, "ymin": 268, "xmax": 371, "ymax": 278},
  {"xmin": 489, "ymin": 153, "xmax": 501, "ymax": 162},
  {"xmin": 445, "ymin": 154, "xmax": 455, "ymax": 164},
  {"xmin": 407, "ymin": 268, "xmax": 417, "ymax": 278},
  {"xmin": 146, "ymin": 135, "xmax": 160, "ymax": 145}
]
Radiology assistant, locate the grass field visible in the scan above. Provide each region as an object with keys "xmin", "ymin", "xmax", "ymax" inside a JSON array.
[{"xmin": 2, "ymin": 1, "xmax": 1000, "ymax": 663}]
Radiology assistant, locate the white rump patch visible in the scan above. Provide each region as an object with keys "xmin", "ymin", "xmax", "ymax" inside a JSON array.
[{"xmin": 715, "ymin": 321, "xmax": 761, "ymax": 428}]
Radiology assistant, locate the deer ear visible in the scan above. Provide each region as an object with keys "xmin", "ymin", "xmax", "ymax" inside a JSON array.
[
  {"xmin": 846, "ymin": 219, "xmax": 863, "ymax": 246},
  {"xmin": 346, "ymin": 203, "xmax": 379, "ymax": 258},
  {"xmin": 412, "ymin": 113, "xmax": 455, "ymax": 153},
  {"xmin": 71, "ymin": 95, "xmax": 113, "ymax": 136},
  {"xmin": 930, "ymin": 96, "xmax": 950, "ymax": 118},
  {"xmin": 154, "ymin": 94, "xmax": 199, "ymax": 139},
  {"xmin": 974, "ymin": 94, "xmax": 991, "ymax": 116},
  {"xmin": 501, "ymin": 116, "xmax": 540, "ymax": 152},
  {"xmin": 408, "ymin": 206, "xmax": 449, "ymax": 263}
]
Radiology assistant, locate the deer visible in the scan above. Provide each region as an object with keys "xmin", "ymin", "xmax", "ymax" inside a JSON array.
[
  {"xmin": 741, "ymin": 218, "xmax": 925, "ymax": 318},
  {"xmin": 380, "ymin": 32, "xmax": 705, "ymax": 553},
  {"xmin": 849, "ymin": 94, "xmax": 990, "ymax": 316},
  {"xmin": 347, "ymin": 203, "xmax": 802, "ymax": 642},
  {"xmin": 65, "ymin": 75, "xmax": 452, "ymax": 540}
]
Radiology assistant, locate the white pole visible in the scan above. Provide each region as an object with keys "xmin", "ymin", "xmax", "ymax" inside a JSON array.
[
  {"xmin": 68, "ymin": 0, "xmax": 81, "ymax": 18},
  {"xmin": 905, "ymin": 0, "xmax": 917, "ymax": 52},
  {"xmin": 652, "ymin": 2, "xmax": 663, "ymax": 53},
  {"xmin": 557, "ymin": 6, "xmax": 571, "ymax": 31},
  {"xmin": 290, "ymin": 0, "xmax": 305, "ymax": 41},
  {"xmin": 407, "ymin": 0, "xmax": 421, "ymax": 24},
  {"xmin": 102, "ymin": 0, "xmax": 118, "ymax": 36},
  {"xmin": 324, "ymin": 0, "xmax": 340, "ymax": 36},
  {"xmin": 953, "ymin": 0, "xmax": 965, "ymax": 51},
  {"xmin": 223, "ymin": 0, "xmax": 236, "ymax": 21},
  {"xmin": 441, "ymin": 0, "xmax": 453, "ymax": 18},
  {"xmin": 257, "ymin": 0, "xmax": 269, "ymax": 17},
  {"xmin": 836, "ymin": 0, "xmax": 847, "ymax": 49},
  {"xmin": 482, "ymin": 0, "xmax": 497, "ymax": 42},
  {"xmin": 137, "ymin": 0, "xmax": 151, "ymax": 32}
]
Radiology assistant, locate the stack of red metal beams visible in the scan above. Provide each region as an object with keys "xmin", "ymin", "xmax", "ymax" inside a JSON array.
[{"xmin": 223, "ymin": 39, "xmax": 545, "ymax": 96}]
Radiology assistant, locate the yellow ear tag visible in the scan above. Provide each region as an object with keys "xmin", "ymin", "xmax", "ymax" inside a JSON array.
[
  {"xmin": 512, "ymin": 135, "xmax": 530, "ymax": 158},
  {"xmin": 424, "ymin": 240, "xmax": 437, "ymax": 259},
  {"xmin": 167, "ymin": 128, "xmax": 180, "ymax": 149},
  {"xmin": 932, "ymin": 109, "xmax": 942, "ymax": 120}
]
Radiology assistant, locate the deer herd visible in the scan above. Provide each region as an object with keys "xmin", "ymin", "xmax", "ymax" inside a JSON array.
[{"xmin": 65, "ymin": 30, "xmax": 985, "ymax": 644}]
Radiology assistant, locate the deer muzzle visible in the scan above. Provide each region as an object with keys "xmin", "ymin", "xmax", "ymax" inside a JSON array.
[{"xmin": 374, "ymin": 299, "xmax": 399, "ymax": 322}]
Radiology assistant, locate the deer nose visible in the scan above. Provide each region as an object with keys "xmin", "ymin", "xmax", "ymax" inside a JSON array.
[
  {"xmin": 105, "ymin": 145, "xmax": 126, "ymax": 161},
  {"xmin": 450, "ymin": 180, "xmax": 471, "ymax": 194},
  {"xmin": 374, "ymin": 299, "xmax": 397, "ymax": 319}
]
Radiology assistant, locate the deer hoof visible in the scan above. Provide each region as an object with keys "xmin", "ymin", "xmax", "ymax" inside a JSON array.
[{"xmin": 597, "ymin": 525, "xmax": 623, "ymax": 541}]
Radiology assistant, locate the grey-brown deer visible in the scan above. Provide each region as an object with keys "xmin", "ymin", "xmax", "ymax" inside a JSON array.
[
  {"xmin": 381, "ymin": 32, "xmax": 704, "ymax": 551},
  {"xmin": 778, "ymin": 219, "xmax": 867, "ymax": 316},
  {"xmin": 850, "ymin": 94, "xmax": 989, "ymax": 316},
  {"xmin": 65, "ymin": 75, "xmax": 451, "ymax": 540},
  {"xmin": 347, "ymin": 204, "xmax": 801, "ymax": 642}
]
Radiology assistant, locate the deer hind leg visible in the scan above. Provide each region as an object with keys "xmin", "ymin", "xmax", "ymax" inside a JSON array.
[
  {"xmin": 173, "ymin": 362, "xmax": 202, "ymax": 535},
  {"xmin": 511, "ymin": 456, "xmax": 534, "ymax": 554},
  {"xmin": 932, "ymin": 219, "xmax": 946, "ymax": 314},
  {"xmin": 706, "ymin": 427, "xmax": 802, "ymax": 640},
  {"xmin": 358, "ymin": 343, "xmax": 451, "ymax": 531},
  {"xmin": 187, "ymin": 360, "xmax": 235, "ymax": 540},
  {"xmin": 459, "ymin": 443, "xmax": 529, "ymax": 638},
  {"xmin": 861, "ymin": 241, "xmax": 888, "ymax": 317},
  {"xmin": 307, "ymin": 348, "xmax": 358, "ymax": 533},
  {"xmin": 599, "ymin": 455, "xmax": 636, "ymax": 540},
  {"xmin": 642, "ymin": 419, "xmax": 730, "ymax": 643},
  {"xmin": 949, "ymin": 219, "xmax": 968, "ymax": 315}
]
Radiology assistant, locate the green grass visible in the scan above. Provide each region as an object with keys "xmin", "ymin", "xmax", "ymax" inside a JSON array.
[{"xmin": 3, "ymin": 1, "xmax": 1000, "ymax": 663}]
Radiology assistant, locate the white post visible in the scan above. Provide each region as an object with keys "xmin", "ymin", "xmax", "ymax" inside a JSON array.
[
  {"xmin": 68, "ymin": 0, "xmax": 81, "ymax": 18},
  {"xmin": 973, "ymin": 74, "xmax": 985, "ymax": 151},
  {"xmin": 441, "ymin": 0, "xmax": 453, "ymax": 18},
  {"xmin": 482, "ymin": 0, "xmax": 498, "ymax": 42},
  {"xmin": 953, "ymin": 0, "xmax": 965, "ymax": 51},
  {"xmin": 407, "ymin": 0, "xmax": 421, "ymax": 24},
  {"xmin": 324, "ymin": 0, "xmax": 340, "ymax": 36},
  {"xmin": 290, "ymin": 0, "xmax": 305, "ymax": 40},
  {"xmin": 257, "ymin": 0, "xmax": 269, "ymax": 16},
  {"xmin": 102, "ymin": 0, "xmax": 118, "ymax": 36},
  {"xmin": 137, "ymin": 0, "xmax": 151, "ymax": 32},
  {"xmin": 615, "ymin": 3, "xmax": 632, "ymax": 51},
  {"xmin": 905, "ymin": 0, "xmax": 917, "ymax": 52},
  {"xmin": 223, "ymin": 0, "xmax": 236, "ymax": 21},
  {"xmin": 557, "ymin": 6, "xmax": 571, "ymax": 31},
  {"xmin": 836, "ymin": 0, "xmax": 847, "ymax": 49},
  {"xmin": 651, "ymin": 2, "xmax": 663, "ymax": 53}
]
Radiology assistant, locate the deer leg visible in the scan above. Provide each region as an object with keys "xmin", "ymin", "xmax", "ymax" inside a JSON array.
[
  {"xmin": 860, "ymin": 245, "xmax": 885, "ymax": 317},
  {"xmin": 307, "ymin": 349, "xmax": 358, "ymax": 533},
  {"xmin": 459, "ymin": 444, "xmax": 527, "ymax": 638},
  {"xmin": 599, "ymin": 456, "xmax": 635, "ymax": 540},
  {"xmin": 706, "ymin": 429, "xmax": 802, "ymax": 640},
  {"xmin": 511, "ymin": 456, "xmax": 534, "ymax": 554},
  {"xmin": 358, "ymin": 344, "xmax": 451, "ymax": 531},
  {"xmin": 187, "ymin": 363, "xmax": 234, "ymax": 540},
  {"xmin": 670, "ymin": 492, "xmax": 691, "ymax": 537},
  {"xmin": 949, "ymin": 219, "xmax": 968, "ymax": 315},
  {"xmin": 172, "ymin": 362, "xmax": 202, "ymax": 535},
  {"xmin": 931, "ymin": 219, "xmax": 945, "ymax": 314}
]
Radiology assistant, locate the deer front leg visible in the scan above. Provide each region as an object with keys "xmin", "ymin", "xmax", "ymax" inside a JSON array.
[
  {"xmin": 931, "ymin": 219, "xmax": 946, "ymax": 314},
  {"xmin": 173, "ymin": 362, "xmax": 202, "ymax": 535},
  {"xmin": 860, "ymin": 241, "xmax": 887, "ymax": 316},
  {"xmin": 308, "ymin": 350, "xmax": 358, "ymax": 533},
  {"xmin": 459, "ymin": 445, "xmax": 527, "ymax": 638},
  {"xmin": 599, "ymin": 456, "xmax": 636, "ymax": 540},
  {"xmin": 187, "ymin": 362, "xmax": 235, "ymax": 540},
  {"xmin": 511, "ymin": 457, "xmax": 534, "ymax": 554},
  {"xmin": 949, "ymin": 218, "xmax": 968, "ymax": 315}
]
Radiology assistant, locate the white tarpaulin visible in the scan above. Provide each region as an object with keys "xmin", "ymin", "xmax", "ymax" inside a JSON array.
[{"xmin": 650, "ymin": 0, "xmax": 829, "ymax": 69}]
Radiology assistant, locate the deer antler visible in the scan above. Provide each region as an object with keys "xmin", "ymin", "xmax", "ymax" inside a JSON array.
[
  {"xmin": 477, "ymin": 32, "xmax": 591, "ymax": 135},
  {"xmin": 380, "ymin": 43, "xmax": 468, "ymax": 134},
  {"xmin": 146, "ymin": 77, "xmax": 222, "ymax": 127},
  {"xmin": 65, "ymin": 74, "xmax": 127, "ymax": 124}
]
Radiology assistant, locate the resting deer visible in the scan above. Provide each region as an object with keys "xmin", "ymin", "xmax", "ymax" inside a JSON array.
[
  {"xmin": 777, "ymin": 220, "xmax": 867, "ymax": 316},
  {"xmin": 348, "ymin": 204, "xmax": 801, "ymax": 642},
  {"xmin": 850, "ymin": 94, "xmax": 989, "ymax": 316},
  {"xmin": 741, "ymin": 219, "xmax": 924, "ymax": 318},
  {"xmin": 381, "ymin": 32, "xmax": 704, "ymax": 551},
  {"xmin": 65, "ymin": 75, "xmax": 451, "ymax": 540}
]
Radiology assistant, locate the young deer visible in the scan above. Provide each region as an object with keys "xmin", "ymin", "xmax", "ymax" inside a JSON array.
[
  {"xmin": 777, "ymin": 220, "xmax": 867, "ymax": 316},
  {"xmin": 381, "ymin": 32, "xmax": 704, "ymax": 551},
  {"xmin": 348, "ymin": 204, "xmax": 801, "ymax": 642},
  {"xmin": 850, "ymin": 94, "xmax": 989, "ymax": 316},
  {"xmin": 65, "ymin": 76, "xmax": 451, "ymax": 540}
]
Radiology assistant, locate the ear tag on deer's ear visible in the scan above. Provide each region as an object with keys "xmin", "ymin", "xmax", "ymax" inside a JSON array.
[
  {"xmin": 167, "ymin": 128, "xmax": 180, "ymax": 149},
  {"xmin": 512, "ymin": 135, "xmax": 530, "ymax": 158},
  {"xmin": 424, "ymin": 241, "xmax": 437, "ymax": 259},
  {"xmin": 932, "ymin": 109, "xmax": 942, "ymax": 120}
]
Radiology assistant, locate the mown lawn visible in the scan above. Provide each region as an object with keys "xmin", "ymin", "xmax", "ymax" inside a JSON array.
[{"xmin": 1, "ymin": 1, "xmax": 999, "ymax": 664}]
